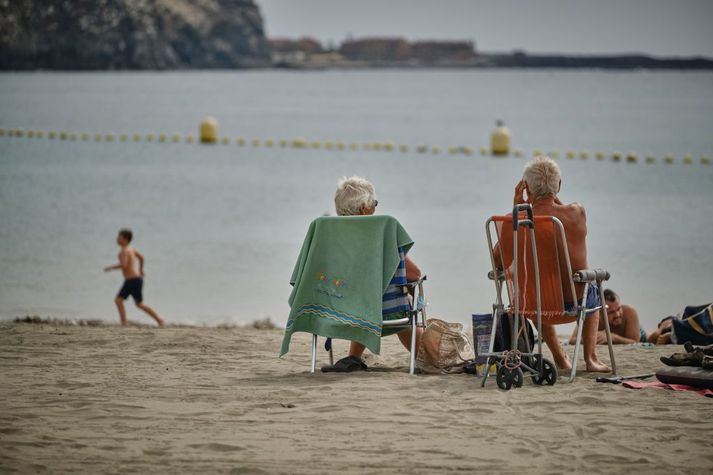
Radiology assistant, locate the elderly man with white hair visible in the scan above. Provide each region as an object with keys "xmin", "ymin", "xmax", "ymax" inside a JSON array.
[
  {"xmin": 334, "ymin": 176, "xmax": 424, "ymax": 364},
  {"xmin": 496, "ymin": 156, "xmax": 610, "ymax": 373}
]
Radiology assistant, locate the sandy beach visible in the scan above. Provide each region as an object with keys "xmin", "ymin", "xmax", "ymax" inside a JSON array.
[{"xmin": 0, "ymin": 321, "xmax": 711, "ymax": 474}]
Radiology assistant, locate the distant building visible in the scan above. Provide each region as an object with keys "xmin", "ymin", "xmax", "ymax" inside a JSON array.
[
  {"xmin": 270, "ymin": 37, "xmax": 323, "ymax": 63},
  {"xmin": 269, "ymin": 36, "xmax": 478, "ymax": 67},
  {"xmin": 339, "ymin": 37, "xmax": 412, "ymax": 62}
]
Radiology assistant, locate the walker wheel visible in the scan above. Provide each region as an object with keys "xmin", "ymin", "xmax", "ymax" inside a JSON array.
[
  {"xmin": 496, "ymin": 366, "xmax": 524, "ymax": 390},
  {"xmin": 531, "ymin": 357, "xmax": 558, "ymax": 386}
]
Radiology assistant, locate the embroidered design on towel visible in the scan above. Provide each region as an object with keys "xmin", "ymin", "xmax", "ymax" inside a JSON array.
[{"xmin": 287, "ymin": 304, "xmax": 381, "ymax": 336}]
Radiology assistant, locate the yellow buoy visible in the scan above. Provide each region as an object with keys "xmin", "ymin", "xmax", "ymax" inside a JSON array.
[
  {"xmin": 105, "ymin": 134, "xmax": 114, "ymax": 142},
  {"xmin": 221, "ymin": 137, "xmax": 230, "ymax": 145},
  {"xmin": 595, "ymin": 151, "xmax": 605, "ymax": 160},
  {"xmin": 645, "ymin": 155, "xmax": 656, "ymax": 164},
  {"xmin": 311, "ymin": 141, "xmax": 321, "ymax": 149},
  {"xmin": 533, "ymin": 149, "xmax": 542, "ymax": 157},
  {"xmin": 145, "ymin": 134, "xmax": 154, "ymax": 142},
  {"xmin": 626, "ymin": 152, "xmax": 637, "ymax": 163},
  {"xmin": 490, "ymin": 120, "xmax": 511, "ymax": 156},
  {"xmin": 479, "ymin": 147, "xmax": 488, "ymax": 156},
  {"xmin": 349, "ymin": 143, "xmax": 358, "ymax": 151},
  {"xmin": 0, "ymin": 128, "xmax": 4, "ymax": 136},
  {"xmin": 432, "ymin": 146, "xmax": 441, "ymax": 154},
  {"xmin": 119, "ymin": 133, "xmax": 128, "ymax": 142},
  {"xmin": 399, "ymin": 144, "xmax": 409, "ymax": 153},
  {"xmin": 416, "ymin": 145, "xmax": 428, "ymax": 154},
  {"xmin": 159, "ymin": 134, "xmax": 168, "ymax": 143},
  {"xmin": 373, "ymin": 143, "xmax": 382, "ymax": 151},
  {"xmin": 549, "ymin": 149, "xmax": 560, "ymax": 159},
  {"xmin": 683, "ymin": 154, "xmax": 693, "ymax": 164},
  {"xmin": 48, "ymin": 131, "xmax": 57, "ymax": 139},
  {"xmin": 16, "ymin": 129, "xmax": 24, "ymax": 137},
  {"xmin": 336, "ymin": 142, "xmax": 345, "ymax": 151},
  {"xmin": 185, "ymin": 135, "xmax": 194, "ymax": 143},
  {"xmin": 81, "ymin": 133, "xmax": 90, "ymax": 141},
  {"xmin": 462, "ymin": 146, "xmax": 474, "ymax": 156},
  {"xmin": 384, "ymin": 142, "xmax": 394, "ymax": 152},
  {"xmin": 448, "ymin": 146, "xmax": 458, "ymax": 155},
  {"xmin": 252, "ymin": 138, "xmax": 261, "ymax": 147},
  {"xmin": 27, "ymin": 130, "xmax": 35, "ymax": 138},
  {"xmin": 133, "ymin": 134, "xmax": 142, "ymax": 142},
  {"xmin": 94, "ymin": 133, "xmax": 102, "ymax": 142},
  {"xmin": 664, "ymin": 155, "xmax": 674, "ymax": 164},
  {"xmin": 701, "ymin": 155, "xmax": 711, "ymax": 165},
  {"xmin": 566, "ymin": 151, "xmax": 576, "ymax": 159},
  {"xmin": 237, "ymin": 137, "xmax": 246, "ymax": 146},
  {"xmin": 199, "ymin": 117, "xmax": 218, "ymax": 144},
  {"xmin": 579, "ymin": 151, "xmax": 589, "ymax": 160},
  {"xmin": 513, "ymin": 149, "xmax": 524, "ymax": 158},
  {"xmin": 291, "ymin": 138, "xmax": 306, "ymax": 148},
  {"xmin": 36, "ymin": 130, "xmax": 44, "ymax": 138},
  {"xmin": 59, "ymin": 131, "xmax": 67, "ymax": 140},
  {"xmin": 279, "ymin": 139, "xmax": 288, "ymax": 147},
  {"xmin": 265, "ymin": 139, "xmax": 274, "ymax": 147},
  {"xmin": 612, "ymin": 152, "xmax": 622, "ymax": 162},
  {"xmin": 172, "ymin": 134, "xmax": 181, "ymax": 143},
  {"xmin": 324, "ymin": 141, "xmax": 333, "ymax": 150}
]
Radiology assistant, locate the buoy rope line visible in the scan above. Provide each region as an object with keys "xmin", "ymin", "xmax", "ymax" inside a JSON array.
[{"xmin": 0, "ymin": 127, "xmax": 709, "ymax": 166}]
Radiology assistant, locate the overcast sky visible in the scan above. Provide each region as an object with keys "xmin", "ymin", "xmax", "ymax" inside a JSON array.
[{"xmin": 257, "ymin": 0, "xmax": 713, "ymax": 56}]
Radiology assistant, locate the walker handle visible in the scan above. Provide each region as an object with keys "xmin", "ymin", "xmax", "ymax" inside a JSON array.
[{"xmin": 512, "ymin": 204, "xmax": 534, "ymax": 230}]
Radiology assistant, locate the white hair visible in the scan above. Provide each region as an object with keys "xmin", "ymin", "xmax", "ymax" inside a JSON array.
[
  {"xmin": 523, "ymin": 156, "xmax": 561, "ymax": 198},
  {"xmin": 334, "ymin": 176, "xmax": 376, "ymax": 216}
]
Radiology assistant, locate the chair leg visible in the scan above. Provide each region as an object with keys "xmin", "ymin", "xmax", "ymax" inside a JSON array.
[
  {"xmin": 599, "ymin": 283, "xmax": 617, "ymax": 375},
  {"xmin": 569, "ymin": 311, "xmax": 586, "ymax": 383},
  {"xmin": 409, "ymin": 314, "xmax": 417, "ymax": 375},
  {"xmin": 310, "ymin": 334, "xmax": 317, "ymax": 374}
]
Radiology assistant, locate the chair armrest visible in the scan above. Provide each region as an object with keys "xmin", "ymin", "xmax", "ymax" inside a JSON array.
[
  {"xmin": 573, "ymin": 268, "xmax": 610, "ymax": 283},
  {"xmin": 488, "ymin": 270, "xmax": 505, "ymax": 281},
  {"xmin": 404, "ymin": 275, "xmax": 427, "ymax": 289}
]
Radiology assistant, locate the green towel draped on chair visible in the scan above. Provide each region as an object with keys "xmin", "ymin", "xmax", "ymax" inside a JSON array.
[{"xmin": 280, "ymin": 215, "xmax": 414, "ymax": 356}]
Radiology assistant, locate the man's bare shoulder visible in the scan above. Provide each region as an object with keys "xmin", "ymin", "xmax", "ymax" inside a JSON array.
[{"xmin": 557, "ymin": 202, "xmax": 586, "ymax": 219}]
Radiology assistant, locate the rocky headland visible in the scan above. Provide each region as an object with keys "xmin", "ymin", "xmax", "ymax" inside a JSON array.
[{"xmin": 0, "ymin": 0, "xmax": 271, "ymax": 70}]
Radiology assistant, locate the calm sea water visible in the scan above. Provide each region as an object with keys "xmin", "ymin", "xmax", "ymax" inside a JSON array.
[{"xmin": 1, "ymin": 70, "xmax": 712, "ymax": 332}]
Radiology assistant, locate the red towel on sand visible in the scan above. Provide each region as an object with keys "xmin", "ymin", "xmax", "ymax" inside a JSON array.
[{"xmin": 622, "ymin": 380, "xmax": 713, "ymax": 398}]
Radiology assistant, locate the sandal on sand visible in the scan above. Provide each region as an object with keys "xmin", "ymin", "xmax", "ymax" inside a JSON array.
[
  {"xmin": 660, "ymin": 351, "xmax": 704, "ymax": 367},
  {"xmin": 684, "ymin": 341, "xmax": 713, "ymax": 356},
  {"xmin": 321, "ymin": 356, "xmax": 368, "ymax": 373}
]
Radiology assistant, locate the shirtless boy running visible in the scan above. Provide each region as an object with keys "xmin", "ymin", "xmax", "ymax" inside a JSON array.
[{"xmin": 104, "ymin": 228, "xmax": 165, "ymax": 327}]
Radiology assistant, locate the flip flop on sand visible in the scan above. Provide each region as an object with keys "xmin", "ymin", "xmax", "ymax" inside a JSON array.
[{"xmin": 321, "ymin": 356, "xmax": 368, "ymax": 373}]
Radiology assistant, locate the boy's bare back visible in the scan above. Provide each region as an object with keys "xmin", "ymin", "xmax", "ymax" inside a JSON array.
[{"xmin": 118, "ymin": 246, "xmax": 141, "ymax": 279}]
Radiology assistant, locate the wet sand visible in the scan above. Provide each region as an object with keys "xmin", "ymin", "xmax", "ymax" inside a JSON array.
[{"xmin": 1, "ymin": 322, "xmax": 711, "ymax": 474}]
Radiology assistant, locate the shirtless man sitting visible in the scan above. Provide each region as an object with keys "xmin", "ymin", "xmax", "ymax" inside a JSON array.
[
  {"xmin": 569, "ymin": 288, "xmax": 645, "ymax": 345},
  {"xmin": 495, "ymin": 156, "xmax": 610, "ymax": 373}
]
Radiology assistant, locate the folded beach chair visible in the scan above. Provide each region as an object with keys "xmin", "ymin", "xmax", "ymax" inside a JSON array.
[
  {"xmin": 481, "ymin": 204, "xmax": 617, "ymax": 389},
  {"xmin": 280, "ymin": 215, "xmax": 428, "ymax": 375}
]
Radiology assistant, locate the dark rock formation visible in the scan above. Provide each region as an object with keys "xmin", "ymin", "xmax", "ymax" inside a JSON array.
[{"xmin": 0, "ymin": 0, "xmax": 271, "ymax": 70}]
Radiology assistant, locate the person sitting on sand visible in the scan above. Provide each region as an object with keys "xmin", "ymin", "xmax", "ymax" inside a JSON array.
[
  {"xmin": 104, "ymin": 228, "xmax": 165, "ymax": 327},
  {"xmin": 494, "ymin": 156, "xmax": 611, "ymax": 373},
  {"xmin": 568, "ymin": 289, "xmax": 645, "ymax": 345},
  {"xmin": 334, "ymin": 176, "xmax": 423, "ymax": 365}
]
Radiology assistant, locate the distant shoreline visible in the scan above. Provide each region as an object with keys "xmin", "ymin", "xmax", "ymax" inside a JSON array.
[
  {"xmin": 3, "ymin": 53, "xmax": 713, "ymax": 72},
  {"xmin": 273, "ymin": 53, "xmax": 713, "ymax": 71}
]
